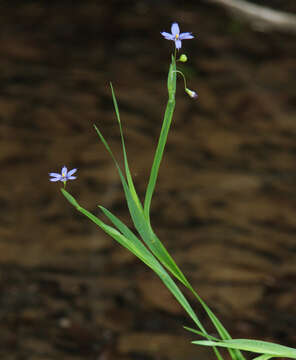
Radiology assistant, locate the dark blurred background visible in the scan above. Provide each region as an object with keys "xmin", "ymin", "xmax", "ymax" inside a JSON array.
[{"xmin": 1, "ymin": 0, "xmax": 296, "ymax": 359}]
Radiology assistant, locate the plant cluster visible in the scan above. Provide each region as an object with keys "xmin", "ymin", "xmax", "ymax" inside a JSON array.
[{"xmin": 50, "ymin": 23, "xmax": 296, "ymax": 360}]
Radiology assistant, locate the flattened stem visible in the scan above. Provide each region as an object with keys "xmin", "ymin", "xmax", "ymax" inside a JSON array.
[{"xmin": 144, "ymin": 55, "xmax": 176, "ymax": 221}]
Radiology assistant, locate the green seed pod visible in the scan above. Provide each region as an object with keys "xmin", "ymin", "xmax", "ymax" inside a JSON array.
[{"xmin": 179, "ymin": 54, "xmax": 188, "ymax": 62}]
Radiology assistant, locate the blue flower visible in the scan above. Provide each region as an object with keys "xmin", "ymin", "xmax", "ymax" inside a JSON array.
[
  {"xmin": 161, "ymin": 22, "xmax": 194, "ymax": 50},
  {"xmin": 49, "ymin": 166, "xmax": 77, "ymax": 183}
]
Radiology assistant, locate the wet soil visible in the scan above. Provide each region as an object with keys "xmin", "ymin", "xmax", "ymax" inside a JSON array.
[{"xmin": 1, "ymin": 1, "xmax": 296, "ymax": 359}]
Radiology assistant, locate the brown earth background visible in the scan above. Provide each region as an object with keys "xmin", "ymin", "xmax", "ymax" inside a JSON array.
[{"xmin": 1, "ymin": 1, "xmax": 296, "ymax": 359}]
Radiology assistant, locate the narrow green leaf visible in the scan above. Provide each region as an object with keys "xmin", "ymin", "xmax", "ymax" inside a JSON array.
[
  {"xmin": 98, "ymin": 208, "xmax": 206, "ymax": 334},
  {"xmin": 192, "ymin": 339, "xmax": 296, "ymax": 359},
  {"xmin": 94, "ymin": 123, "xmax": 233, "ymax": 355},
  {"xmin": 98, "ymin": 203, "xmax": 226, "ymax": 360},
  {"xmin": 93, "ymin": 113, "xmax": 241, "ymax": 360},
  {"xmin": 94, "ymin": 124, "xmax": 147, "ymax": 236},
  {"xmin": 93, "ymin": 126, "xmax": 154, "ymax": 253},
  {"xmin": 103, "ymin": 86, "xmax": 180, "ymax": 288},
  {"xmin": 185, "ymin": 285, "xmax": 245, "ymax": 360},
  {"xmin": 183, "ymin": 326, "xmax": 220, "ymax": 341},
  {"xmin": 109, "ymin": 83, "xmax": 142, "ymax": 211},
  {"xmin": 62, "ymin": 188, "xmax": 207, "ymax": 335},
  {"xmin": 155, "ymin": 267, "xmax": 206, "ymax": 334},
  {"xmin": 96, "ymin": 77, "xmax": 193, "ymax": 298},
  {"xmin": 93, "ymin": 124, "xmax": 143, "ymax": 216},
  {"xmin": 93, "ymin": 124, "xmax": 119, "ymax": 169},
  {"xmin": 62, "ymin": 189, "xmax": 155, "ymax": 271},
  {"xmin": 252, "ymin": 354, "xmax": 275, "ymax": 360},
  {"xmin": 99, "ymin": 205, "xmax": 156, "ymax": 263}
]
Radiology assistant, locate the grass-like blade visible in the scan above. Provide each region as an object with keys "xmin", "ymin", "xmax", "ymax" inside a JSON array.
[
  {"xmin": 61, "ymin": 189, "xmax": 133, "ymax": 250},
  {"xmin": 93, "ymin": 123, "xmax": 143, "ymax": 211},
  {"xmin": 62, "ymin": 189, "xmax": 158, "ymax": 271},
  {"xmin": 252, "ymin": 355, "xmax": 275, "ymax": 360},
  {"xmin": 93, "ymin": 125, "xmax": 153, "ymax": 246},
  {"xmin": 109, "ymin": 83, "xmax": 142, "ymax": 211},
  {"xmin": 95, "ymin": 116, "xmax": 233, "ymax": 357},
  {"xmin": 98, "ymin": 206, "xmax": 226, "ymax": 360},
  {"xmin": 99, "ymin": 205, "xmax": 158, "ymax": 263},
  {"xmin": 98, "ymin": 207, "xmax": 208, "ymax": 334},
  {"xmin": 184, "ymin": 326, "xmax": 220, "ymax": 341},
  {"xmin": 192, "ymin": 339, "xmax": 296, "ymax": 359},
  {"xmin": 62, "ymin": 187, "xmax": 208, "ymax": 335},
  {"xmin": 99, "ymin": 205, "xmax": 205, "ymax": 329},
  {"xmin": 94, "ymin": 123, "xmax": 190, "ymax": 288},
  {"xmin": 184, "ymin": 285, "xmax": 245, "ymax": 360},
  {"xmin": 93, "ymin": 76, "xmax": 230, "ymax": 360}
]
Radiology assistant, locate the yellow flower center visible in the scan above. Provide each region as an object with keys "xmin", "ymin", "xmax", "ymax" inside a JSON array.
[{"xmin": 175, "ymin": 34, "xmax": 179, "ymax": 39}]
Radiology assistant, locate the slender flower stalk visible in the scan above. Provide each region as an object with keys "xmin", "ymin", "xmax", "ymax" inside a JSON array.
[{"xmin": 173, "ymin": 70, "xmax": 198, "ymax": 99}]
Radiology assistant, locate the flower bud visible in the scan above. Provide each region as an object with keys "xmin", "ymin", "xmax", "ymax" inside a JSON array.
[
  {"xmin": 179, "ymin": 54, "xmax": 188, "ymax": 62},
  {"xmin": 185, "ymin": 88, "xmax": 198, "ymax": 99}
]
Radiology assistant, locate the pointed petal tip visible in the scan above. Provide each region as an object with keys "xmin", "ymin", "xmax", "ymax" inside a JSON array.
[
  {"xmin": 68, "ymin": 168, "xmax": 77, "ymax": 176},
  {"xmin": 171, "ymin": 22, "xmax": 180, "ymax": 36},
  {"xmin": 175, "ymin": 39, "xmax": 182, "ymax": 49},
  {"xmin": 179, "ymin": 32, "xmax": 194, "ymax": 40}
]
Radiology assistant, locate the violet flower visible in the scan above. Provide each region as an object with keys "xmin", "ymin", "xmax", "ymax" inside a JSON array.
[
  {"xmin": 49, "ymin": 166, "xmax": 77, "ymax": 183},
  {"xmin": 161, "ymin": 22, "xmax": 194, "ymax": 50},
  {"xmin": 185, "ymin": 88, "xmax": 198, "ymax": 99}
]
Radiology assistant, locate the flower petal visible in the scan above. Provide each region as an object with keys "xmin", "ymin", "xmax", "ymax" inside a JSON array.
[
  {"xmin": 161, "ymin": 31, "xmax": 174, "ymax": 40},
  {"xmin": 186, "ymin": 88, "xmax": 198, "ymax": 99},
  {"xmin": 68, "ymin": 176, "xmax": 77, "ymax": 180},
  {"xmin": 61, "ymin": 166, "xmax": 68, "ymax": 175},
  {"xmin": 49, "ymin": 172, "xmax": 61, "ymax": 177},
  {"xmin": 179, "ymin": 32, "xmax": 194, "ymax": 40},
  {"xmin": 171, "ymin": 22, "xmax": 180, "ymax": 36},
  {"xmin": 175, "ymin": 39, "xmax": 182, "ymax": 49},
  {"xmin": 67, "ymin": 168, "xmax": 77, "ymax": 176},
  {"xmin": 50, "ymin": 177, "xmax": 61, "ymax": 182}
]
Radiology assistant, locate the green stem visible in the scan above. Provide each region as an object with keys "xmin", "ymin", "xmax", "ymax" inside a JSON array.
[
  {"xmin": 174, "ymin": 70, "xmax": 188, "ymax": 90},
  {"xmin": 144, "ymin": 55, "xmax": 176, "ymax": 222}
]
